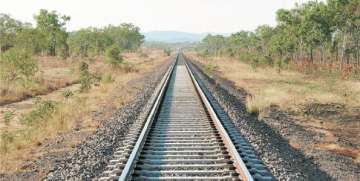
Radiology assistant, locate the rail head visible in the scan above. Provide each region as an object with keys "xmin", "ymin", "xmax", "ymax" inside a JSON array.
[
  {"xmin": 183, "ymin": 54, "xmax": 254, "ymax": 181},
  {"xmin": 118, "ymin": 55, "xmax": 177, "ymax": 181}
]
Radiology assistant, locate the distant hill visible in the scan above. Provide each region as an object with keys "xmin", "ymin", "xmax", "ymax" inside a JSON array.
[{"xmin": 144, "ymin": 31, "xmax": 208, "ymax": 43}]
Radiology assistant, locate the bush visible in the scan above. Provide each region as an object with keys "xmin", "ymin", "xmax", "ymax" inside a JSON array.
[
  {"xmin": 164, "ymin": 49, "xmax": 171, "ymax": 56},
  {"xmin": 120, "ymin": 61, "xmax": 137, "ymax": 73},
  {"xmin": 105, "ymin": 45, "xmax": 123, "ymax": 67},
  {"xmin": 20, "ymin": 100, "xmax": 58, "ymax": 127},
  {"xmin": 78, "ymin": 62, "xmax": 101, "ymax": 92},
  {"xmin": 79, "ymin": 62, "xmax": 92, "ymax": 92},
  {"xmin": 238, "ymin": 52, "xmax": 254, "ymax": 63},
  {"xmin": 62, "ymin": 89, "xmax": 74, "ymax": 98},
  {"xmin": 200, "ymin": 49, "xmax": 210, "ymax": 57},
  {"xmin": 275, "ymin": 56, "xmax": 290, "ymax": 73},
  {"xmin": 0, "ymin": 130, "xmax": 14, "ymax": 154},
  {"xmin": 102, "ymin": 73, "xmax": 115, "ymax": 83},
  {"xmin": 0, "ymin": 48, "xmax": 38, "ymax": 87},
  {"xmin": 3, "ymin": 111, "xmax": 14, "ymax": 126},
  {"xmin": 250, "ymin": 57, "xmax": 260, "ymax": 70},
  {"xmin": 204, "ymin": 63, "xmax": 216, "ymax": 74}
]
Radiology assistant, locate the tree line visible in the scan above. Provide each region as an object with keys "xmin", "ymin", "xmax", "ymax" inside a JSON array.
[
  {"xmin": 201, "ymin": 0, "xmax": 360, "ymax": 75},
  {"xmin": 0, "ymin": 9, "xmax": 144, "ymax": 58}
]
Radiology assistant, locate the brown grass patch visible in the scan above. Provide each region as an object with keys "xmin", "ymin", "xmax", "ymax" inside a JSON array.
[
  {"xmin": 0, "ymin": 57, "xmax": 79, "ymax": 105},
  {"xmin": 186, "ymin": 52, "xmax": 360, "ymax": 162},
  {"xmin": 0, "ymin": 50, "xmax": 169, "ymax": 174},
  {"xmin": 315, "ymin": 143, "xmax": 360, "ymax": 163},
  {"xmin": 187, "ymin": 53, "xmax": 360, "ymax": 112}
]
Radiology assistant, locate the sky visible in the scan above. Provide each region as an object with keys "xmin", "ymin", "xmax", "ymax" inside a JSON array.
[{"xmin": 0, "ymin": 0, "xmax": 313, "ymax": 33}]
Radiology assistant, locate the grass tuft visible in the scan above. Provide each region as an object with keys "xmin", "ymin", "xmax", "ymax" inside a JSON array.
[{"xmin": 246, "ymin": 96, "xmax": 260, "ymax": 116}]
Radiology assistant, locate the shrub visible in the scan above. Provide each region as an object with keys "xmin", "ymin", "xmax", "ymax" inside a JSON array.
[
  {"xmin": 260, "ymin": 55, "xmax": 273, "ymax": 66},
  {"xmin": 238, "ymin": 52, "xmax": 254, "ymax": 63},
  {"xmin": 120, "ymin": 61, "xmax": 137, "ymax": 73},
  {"xmin": 164, "ymin": 49, "xmax": 171, "ymax": 56},
  {"xmin": 62, "ymin": 89, "xmax": 74, "ymax": 98},
  {"xmin": 78, "ymin": 62, "xmax": 101, "ymax": 92},
  {"xmin": 204, "ymin": 63, "xmax": 216, "ymax": 74},
  {"xmin": 105, "ymin": 45, "xmax": 123, "ymax": 67},
  {"xmin": 200, "ymin": 49, "xmax": 210, "ymax": 57},
  {"xmin": 275, "ymin": 56, "xmax": 290, "ymax": 73},
  {"xmin": 0, "ymin": 130, "xmax": 14, "ymax": 154},
  {"xmin": 0, "ymin": 48, "xmax": 38, "ymax": 87},
  {"xmin": 250, "ymin": 57, "xmax": 260, "ymax": 70},
  {"xmin": 20, "ymin": 100, "xmax": 58, "ymax": 127},
  {"xmin": 3, "ymin": 111, "xmax": 14, "ymax": 126},
  {"xmin": 79, "ymin": 62, "xmax": 92, "ymax": 92},
  {"xmin": 102, "ymin": 73, "xmax": 115, "ymax": 83}
]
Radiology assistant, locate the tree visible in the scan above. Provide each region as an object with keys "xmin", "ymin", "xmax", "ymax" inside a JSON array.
[
  {"xmin": 103, "ymin": 23, "xmax": 144, "ymax": 50},
  {"xmin": 328, "ymin": 0, "xmax": 360, "ymax": 64},
  {"xmin": 15, "ymin": 25, "xmax": 47, "ymax": 54},
  {"xmin": 0, "ymin": 14, "xmax": 22, "ymax": 54},
  {"xmin": 104, "ymin": 44, "xmax": 123, "ymax": 67},
  {"xmin": 68, "ymin": 28, "xmax": 96, "ymax": 57},
  {"xmin": 0, "ymin": 48, "xmax": 38, "ymax": 86},
  {"xmin": 202, "ymin": 34, "xmax": 226, "ymax": 55},
  {"xmin": 255, "ymin": 25, "xmax": 275, "ymax": 56},
  {"xmin": 34, "ymin": 9, "xmax": 70, "ymax": 56}
]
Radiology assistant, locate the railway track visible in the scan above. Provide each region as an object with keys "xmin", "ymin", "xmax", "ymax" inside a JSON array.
[{"xmin": 99, "ymin": 53, "xmax": 273, "ymax": 181}]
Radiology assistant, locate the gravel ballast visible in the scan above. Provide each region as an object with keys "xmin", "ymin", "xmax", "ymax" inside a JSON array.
[
  {"xmin": 187, "ymin": 59, "xmax": 335, "ymax": 181},
  {"xmin": 46, "ymin": 60, "xmax": 172, "ymax": 180},
  {"xmin": 44, "ymin": 55, "xmax": 358, "ymax": 180}
]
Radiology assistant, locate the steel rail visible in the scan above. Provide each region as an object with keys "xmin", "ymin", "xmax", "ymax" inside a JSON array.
[
  {"xmin": 118, "ymin": 54, "xmax": 177, "ymax": 181},
  {"xmin": 184, "ymin": 54, "xmax": 254, "ymax": 181},
  {"xmin": 118, "ymin": 53, "xmax": 254, "ymax": 181}
]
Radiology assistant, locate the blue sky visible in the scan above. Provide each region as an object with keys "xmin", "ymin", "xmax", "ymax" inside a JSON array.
[{"xmin": 0, "ymin": 0, "xmax": 314, "ymax": 33}]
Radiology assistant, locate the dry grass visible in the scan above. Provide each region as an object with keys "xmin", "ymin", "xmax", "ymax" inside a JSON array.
[
  {"xmin": 187, "ymin": 52, "xmax": 360, "ymax": 162},
  {"xmin": 315, "ymin": 143, "xmax": 360, "ymax": 163},
  {"xmin": 187, "ymin": 53, "xmax": 360, "ymax": 115},
  {"xmin": 0, "ymin": 49, "xmax": 169, "ymax": 173},
  {"xmin": 0, "ymin": 57, "xmax": 79, "ymax": 105}
]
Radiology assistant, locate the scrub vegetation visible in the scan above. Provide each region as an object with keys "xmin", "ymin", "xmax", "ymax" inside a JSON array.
[
  {"xmin": 199, "ymin": 0, "xmax": 360, "ymax": 78},
  {"xmin": 191, "ymin": 0, "xmax": 360, "ymax": 164},
  {"xmin": 0, "ymin": 9, "xmax": 170, "ymax": 174}
]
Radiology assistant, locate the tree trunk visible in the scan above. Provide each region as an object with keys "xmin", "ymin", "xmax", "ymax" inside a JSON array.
[
  {"xmin": 50, "ymin": 32, "xmax": 56, "ymax": 56},
  {"xmin": 310, "ymin": 47, "xmax": 313, "ymax": 63},
  {"xmin": 299, "ymin": 40, "xmax": 304, "ymax": 62},
  {"xmin": 341, "ymin": 33, "xmax": 348, "ymax": 69},
  {"xmin": 320, "ymin": 46, "xmax": 324, "ymax": 64}
]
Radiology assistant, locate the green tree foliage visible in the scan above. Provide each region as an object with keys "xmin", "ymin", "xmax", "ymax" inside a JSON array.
[
  {"xmin": 15, "ymin": 25, "xmax": 47, "ymax": 54},
  {"xmin": 0, "ymin": 48, "xmax": 38, "ymax": 86},
  {"xmin": 68, "ymin": 28, "xmax": 98, "ymax": 57},
  {"xmin": 20, "ymin": 100, "xmax": 57, "ymax": 127},
  {"xmin": 68, "ymin": 24, "xmax": 144, "ymax": 58},
  {"xmin": 202, "ymin": 34, "xmax": 226, "ymax": 55},
  {"xmin": 201, "ymin": 0, "xmax": 360, "ymax": 74},
  {"xmin": 103, "ymin": 24, "xmax": 144, "ymax": 50},
  {"xmin": 0, "ymin": 14, "xmax": 22, "ymax": 53},
  {"xmin": 1, "ymin": 10, "xmax": 144, "ymax": 59},
  {"xmin": 79, "ymin": 62, "xmax": 92, "ymax": 92},
  {"xmin": 34, "ymin": 9, "xmax": 70, "ymax": 56},
  {"xmin": 105, "ymin": 44, "xmax": 123, "ymax": 67},
  {"xmin": 164, "ymin": 49, "xmax": 171, "ymax": 56}
]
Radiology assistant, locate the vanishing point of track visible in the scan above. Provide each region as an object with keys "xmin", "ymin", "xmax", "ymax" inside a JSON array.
[{"xmin": 99, "ymin": 53, "xmax": 273, "ymax": 181}]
